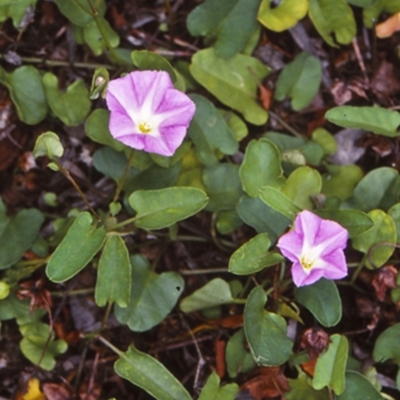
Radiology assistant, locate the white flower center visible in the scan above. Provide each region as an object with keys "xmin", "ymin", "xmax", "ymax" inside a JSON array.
[{"xmin": 138, "ymin": 121, "xmax": 152, "ymax": 134}]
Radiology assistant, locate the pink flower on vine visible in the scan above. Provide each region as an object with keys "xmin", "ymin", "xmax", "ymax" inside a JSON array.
[
  {"xmin": 105, "ymin": 70, "xmax": 195, "ymax": 156},
  {"xmin": 277, "ymin": 210, "xmax": 348, "ymax": 287}
]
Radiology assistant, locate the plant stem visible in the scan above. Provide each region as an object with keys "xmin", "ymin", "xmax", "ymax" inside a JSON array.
[
  {"xmin": 0, "ymin": 54, "xmax": 117, "ymax": 70},
  {"xmin": 179, "ymin": 267, "xmax": 229, "ymax": 275},
  {"xmin": 97, "ymin": 335, "xmax": 125, "ymax": 357},
  {"xmin": 113, "ymin": 149, "xmax": 135, "ymax": 203},
  {"xmin": 269, "ymin": 111, "xmax": 304, "ymax": 138},
  {"xmin": 54, "ymin": 160, "xmax": 100, "ymax": 220}
]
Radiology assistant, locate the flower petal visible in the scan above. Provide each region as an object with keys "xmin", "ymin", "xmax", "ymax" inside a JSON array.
[
  {"xmin": 317, "ymin": 250, "xmax": 348, "ymax": 280},
  {"xmin": 315, "ymin": 219, "xmax": 348, "ymax": 254},
  {"xmin": 291, "ymin": 261, "xmax": 324, "ymax": 287},
  {"xmin": 295, "ymin": 210, "xmax": 321, "ymax": 246},
  {"xmin": 277, "ymin": 230, "xmax": 303, "ymax": 263}
]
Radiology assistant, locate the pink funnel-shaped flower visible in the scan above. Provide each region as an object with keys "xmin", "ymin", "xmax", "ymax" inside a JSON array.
[
  {"xmin": 277, "ymin": 210, "xmax": 348, "ymax": 287},
  {"xmin": 105, "ymin": 70, "xmax": 195, "ymax": 156}
]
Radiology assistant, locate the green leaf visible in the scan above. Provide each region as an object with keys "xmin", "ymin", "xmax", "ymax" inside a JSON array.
[
  {"xmin": 309, "ymin": 0, "xmax": 356, "ymax": 46},
  {"xmin": 373, "ymin": 323, "xmax": 400, "ymax": 365},
  {"xmin": 312, "ymin": 128, "xmax": 337, "ymax": 155},
  {"xmin": 129, "ymin": 187, "xmax": 208, "ymax": 230},
  {"xmin": 187, "ymin": 0, "xmax": 261, "ymax": 58},
  {"xmin": 83, "ymin": 18, "xmax": 120, "ymax": 56},
  {"xmin": 388, "ymin": 203, "xmax": 400, "ymax": 244},
  {"xmin": 239, "ymin": 139, "xmax": 285, "ymax": 197},
  {"xmin": 363, "ymin": 0, "xmax": 400, "ymax": 28},
  {"xmin": 93, "ymin": 147, "xmax": 138, "ymax": 183},
  {"xmin": 131, "ymin": 50, "xmax": 177, "ymax": 82},
  {"xmin": 314, "ymin": 209, "xmax": 373, "ymax": 238},
  {"xmin": 188, "ymin": 94, "xmax": 239, "ymax": 166},
  {"xmin": 19, "ymin": 322, "xmax": 68, "ymax": 371},
  {"xmin": 216, "ymin": 209, "xmax": 243, "ymax": 235},
  {"xmin": 352, "ymin": 210, "xmax": 396, "ymax": 268},
  {"xmin": 275, "ymin": 52, "xmax": 322, "ymax": 111},
  {"xmin": 125, "ymin": 162, "xmax": 181, "ymax": 193},
  {"xmin": 326, "ymin": 106, "xmax": 400, "ymax": 137},
  {"xmin": 0, "ymin": 0, "xmax": 37, "ymax": 28},
  {"xmin": 203, "ymin": 164, "xmax": 243, "ymax": 211},
  {"xmin": 95, "ymin": 235, "xmax": 131, "ymax": 308},
  {"xmin": 85, "ymin": 109, "xmax": 124, "ymax": 151},
  {"xmin": 313, "ymin": 334, "xmax": 348, "ymax": 395},
  {"xmin": 180, "ymin": 278, "xmax": 234, "ymax": 313},
  {"xmin": 345, "ymin": 167, "xmax": 400, "ymax": 212},
  {"xmin": 198, "ymin": 371, "xmax": 239, "ymax": 400},
  {"xmin": 190, "ymin": 48, "xmax": 270, "ymax": 125},
  {"xmin": 43, "ymin": 72, "xmax": 91, "ymax": 126},
  {"xmin": 287, "ymin": 370, "xmax": 329, "ymax": 400},
  {"xmin": 53, "ymin": 0, "xmax": 106, "ymax": 26},
  {"xmin": 336, "ymin": 371, "xmax": 384, "ymax": 400},
  {"xmin": 236, "ymin": 195, "xmax": 290, "ymax": 241},
  {"xmin": 259, "ymin": 186, "xmax": 301, "ymax": 221},
  {"xmin": 0, "ymin": 208, "xmax": 44, "ymax": 270},
  {"xmin": 322, "ymin": 164, "xmax": 363, "ymax": 201},
  {"xmin": 229, "ymin": 233, "xmax": 283, "ymax": 275},
  {"xmin": 282, "ymin": 166, "xmax": 322, "ymax": 209},
  {"xmin": 114, "ymin": 255, "xmax": 184, "ymax": 332},
  {"xmin": 0, "ymin": 65, "xmax": 47, "ymax": 124},
  {"xmin": 226, "ymin": 329, "xmax": 257, "ymax": 378},
  {"xmin": 46, "ymin": 212, "xmax": 106, "ymax": 282},
  {"xmin": 294, "ymin": 279, "xmax": 342, "ymax": 327},
  {"xmin": 347, "ymin": 0, "xmax": 375, "ymax": 6},
  {"xmin": 114, "ymin": 346, "xmax": 192, "ymax": 400},
  {"xmin": 258, "ymin": 0, "xmax": 308, "ymax": 31},
  {"xmin": 244, "ymin": 287, "xmax": 293, "ymax": 366},
  {"xmin": 33, "ymin": 132, "xmax": 64, "ymax": 160}
]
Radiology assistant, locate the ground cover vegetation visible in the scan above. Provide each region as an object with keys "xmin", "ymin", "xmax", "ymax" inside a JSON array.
[{"xmin": 1, "ymin": 0, "xmax": 400, "ymax": 399}]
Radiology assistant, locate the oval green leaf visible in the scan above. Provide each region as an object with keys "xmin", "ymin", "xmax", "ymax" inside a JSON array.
[
  {"xmin": 309, "ymin": 0, "xmax": 356, "ymax": 46},
  {"xmin": 129, "ymin": 187, "xmax": 208, "ymax": 230},
  {"xmin": 0, "ymin": 65, "xmax": 48, "ymax": 125},
  {"xmin": 258, "ymin": 0, "xmax": 308, "ymax": 32},
  {"xmin": 336, "ymin": 371, "xmax": 384, "ymax": 400},
  {"xmin": 239, "ymin": 139, "xmax": 285, "ymax": 197},
  {"xmin": 46, "ymin": 212, "xmax": 106, "ymax": 282},
  {"xmin": 294, "ymin": 278, "xmax": 342, "ymax": 327},
  {"xmin": 187, "ymin": 0, "xmax": 261, "ymax": 58},
  {"xmin": 198, "ymin": 372, "xmax": 238, "ymax": 400},
  {"xmin": 42, "ymin": 72, "xmax": 91, "ymax": 126},
  {"xmin": 275, "ymin": 51, "xmax": 322, "ymax": 111},
  {"xmin": 373, "ymin": 323, "xmax": 400, "ymax": 365},
  {"xmin": 229, "ymin": 233, "xmax": 283, "ymax": 275},
  {"xmin": 0, "ymin": 208, "xmax": 44, "ymax": 270},
  {"xmin": 188, "ymin": 94, "xmax": 239, "ymax": 167},
  {"xmin": 114, "ymin": 255, "xmax": 184, "ymax": 332},
  {"xmin": 190, "ymin": 48, "xmax": 270, "ymax": 125},
  {"xmin": 33, "ymin": 131, "xmax": 64, "ymax": 160},
  {"xmin": 313, "ymin": 334, "xmax": 348, "ymax": 395},
  {"xmin": 352, "ymin": 210, "xmax": 396, "ymax": 269},
  {"xmin": 244, "ymin": 286, "xmax": 293, "ymax": 366},
  {"xmin": 236, "ymin": 195, "xmax": 290, "ymax": 241},
  {"xmin": 131, "ymin": 50, "xmax": 177, "ymax": 82},
  {"xmin": 95, "ymin": 235, "xmax": 131, "ymax": 308},
  {"xmin": 259, "ymin": 186, "xmax": 301, "ymax": 221},
  {"xmin": 326, "ymin": 106, "xmax": 400, "ymax": 137},
  {"xmin": 180, "ymin": 278, "xmax": 234, "ymax": 313},
  {"xmin": 114, "ymin": 346, "xmax": 192, "ymax": 400}
]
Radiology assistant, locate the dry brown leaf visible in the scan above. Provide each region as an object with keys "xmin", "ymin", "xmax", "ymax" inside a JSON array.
[
  {"xmin": 372, "ymin": 265, "xmax": 398, "ymax": 302},
  {"xmin": 241, "ymin": 367, "xmax": 290, "ymax": 400},
  {"xmin": 376, "ymin": 13, "xmax": 400, "ymax": 38}
]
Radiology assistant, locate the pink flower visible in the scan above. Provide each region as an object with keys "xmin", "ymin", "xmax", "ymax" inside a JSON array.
[
  {"xmin": 105, "ymin": 70, "xmax": 195, "ymax": 157},
  {"xmin": 277, "ymin": 210, "xmax": 348, "ymax": 287}
]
